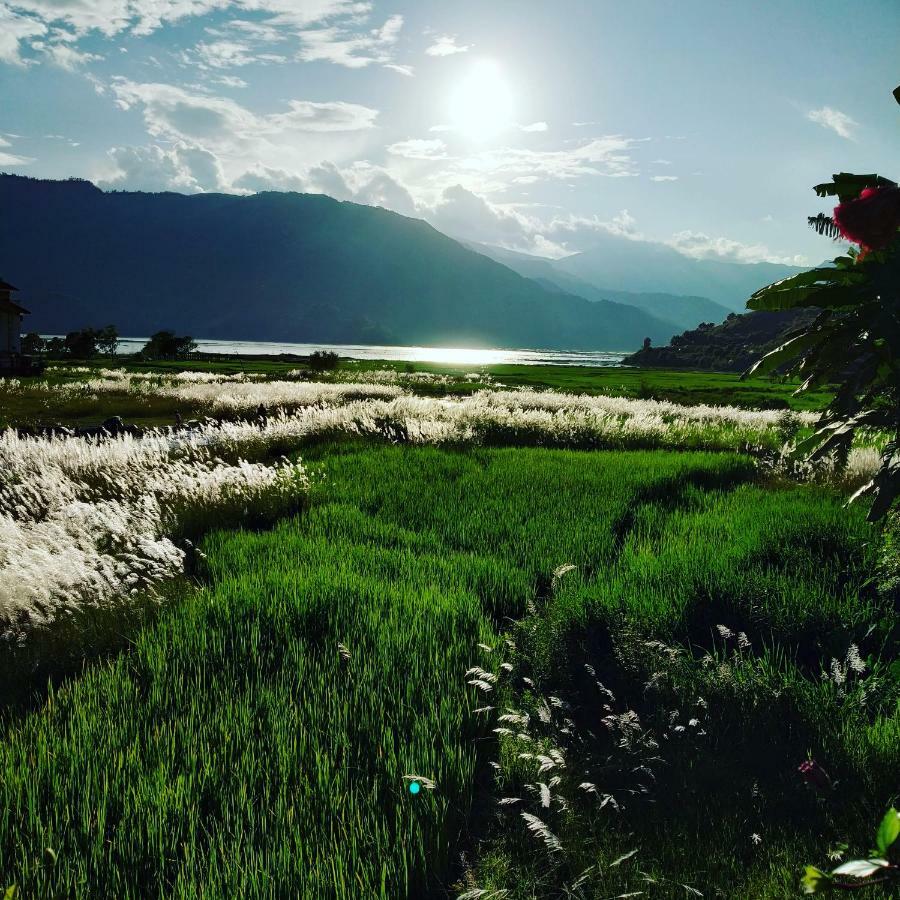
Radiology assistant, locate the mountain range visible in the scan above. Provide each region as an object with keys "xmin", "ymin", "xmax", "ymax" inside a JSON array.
[
  {"xmin": 551, "ymin": 231, "xmax": 803, "ymax": 312},
  {"xmin": 0, "ymin": 174, "xmax": 675, "ymax": 352},
  {"xmin": 0, "ymin": 174, "xmax": 805, "ymax": 351},
  {"xmin": 468, "ymin": 243, "xmax": 734, "ymax": 334}
]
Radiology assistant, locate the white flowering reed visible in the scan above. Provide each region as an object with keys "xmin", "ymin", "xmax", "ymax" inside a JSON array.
[
  {"xmin": 0, "ymin": 428, "xmax": 306, "ymax": 641},
  {"xmin": 0, "ymin": 374, "xmax": 871, "ymax": 643}
]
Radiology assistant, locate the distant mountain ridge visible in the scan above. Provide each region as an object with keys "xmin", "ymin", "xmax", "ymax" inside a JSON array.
[
  {"xmin": 0, "ymin": 175, "xmax": 674, "ymax": 352},
  {"xmin": 552, "ymin": 231, "xmax": 804, "ymax": 312},
  {"xmin": 469, "ymin": 242, "xmax": 733, "ymax": 333}
]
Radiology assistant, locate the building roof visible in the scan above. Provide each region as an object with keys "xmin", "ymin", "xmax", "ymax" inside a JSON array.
[
  {"xmin": 0, "ymin": 299, "xmax": 29, "ymax": 315},
  {"xmin": 0, "ymin": 279, "xmax": 19, "ymax": 292}
]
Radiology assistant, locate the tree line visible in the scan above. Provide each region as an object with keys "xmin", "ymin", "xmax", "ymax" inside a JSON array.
[{"xmin": 22, "ymin": 328, "xmax": 198, "ymax": 360}]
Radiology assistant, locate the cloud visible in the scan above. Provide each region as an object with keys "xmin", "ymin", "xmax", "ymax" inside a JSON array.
[
  {"xmin": 233, "ymin": 159, "xmax": 415, "ymax": 215},
  {"xmin": 383, "ymin": 63, "xmax": 414, "ymax": 76},
  {"xmin": 37, "ymin": 41, "xmax": 102, "ymax": 70},
  {"xmin": 233, "ymin": 159, "xmax": 356, "ymax": 199},
  {"xmin": 233, "ymin": 163, "xmax": 310, "ymax": 193},
  {"xmin": 438, "ymin": 136, "xmax": 643, "ymax": 194},
  {"xmin": 427, "ymin": 184, "xmax": 568, "ymax": 257},
  {"xmin": 99, "ymin": 142, "xmax": 228, "ymax": 192},
  {"xmin": 296, "ymin": 14, "xmax": 403, "ymax": 68},
  {"xmin": 807, "ymin": 106, "xmax": 857, "ymax": 140},
  {"xmin": 549, "ymin": 209, "xmax": 641, "ymax": 241},
  {"xmin": 4, "ymin": 1, "xmax": 364, "ymax": 39},
  {"xmin": 386, "ymin": 138, "xmax": 448, "ymax": 160},
  {"xmin": 211, "ymin": 74, "xmax": 249, "ymax": 88},
  {"xmin": 0, "ymin": 1, "xmax": 391, "ymax": 67},
  {"xmin": 0, "ymin": 7, "xmax": 46, "ymax": 65},
  {"xmin": 519, "ymin": 122, "xmax": 548, "ymax": 133},
  {"xmin": 650, "ymin": 175, "xmax": 678, "ymax": 182},
  {"xmin": 110, "ymin": 80, "xmax": 378, "ymax": 152},
  {"xmin": 425, "ymin": 35, "xmax": 469, "ymax": 56},
  {"xmin": 0, "ymin": 150, "xmax": 34, "ymax": 165},
  {"xmin": 194, "ymin": 39, "xmax": 278, "ymax": 68},
  {"xmin": 667, "ymin": 230, "xmax": 806, "ymax": 265},
  {"xmin": 0, "ymin": 132, "xmax": 34, "ymax": 165}
]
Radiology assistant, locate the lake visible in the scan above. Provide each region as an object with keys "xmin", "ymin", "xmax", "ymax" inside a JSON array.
[{"xmin": 93, "ymin": 338, "xmax": 629, "ymax": 368}]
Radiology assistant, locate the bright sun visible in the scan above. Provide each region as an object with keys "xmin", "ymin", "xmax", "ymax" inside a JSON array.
[{"xmin": 447, "ymin": 59, "xmax": 514, "ymax": 141}]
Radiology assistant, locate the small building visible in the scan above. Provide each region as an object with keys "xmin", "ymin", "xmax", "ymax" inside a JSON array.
[{"xmin": 0, "ymin": 279, "xmax": 41, "ymax": 374}]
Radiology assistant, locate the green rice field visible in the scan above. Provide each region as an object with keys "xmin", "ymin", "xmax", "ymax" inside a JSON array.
[{"xmin": 0, "ymin": 442, "xmax": 895, "ymax": 897}]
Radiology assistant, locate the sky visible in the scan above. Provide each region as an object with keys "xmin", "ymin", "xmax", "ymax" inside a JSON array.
[{"xmin": 1, "ymin": 0, "xmax": 898, "ymax": 265}]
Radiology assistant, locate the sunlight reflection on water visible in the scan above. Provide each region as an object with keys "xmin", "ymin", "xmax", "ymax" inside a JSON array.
[{"xmin": 99, "ymin": 338, "xmax": 628, "ymax": 368}]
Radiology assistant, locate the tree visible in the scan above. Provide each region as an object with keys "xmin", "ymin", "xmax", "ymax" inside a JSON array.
[
  {"xmin": 21, "ymin": 333, "xmax": 45, "ymax": 355},
  {"xmin": 96, "ymin": 325, "xmax": 118, "ymax": 357},
  {"xmin": 307, "ymin": 350, "xmax": 340, "ymax": 372},
  {"xmin": 642, "ymin": 337, "xmax": 652, "ymax": 350},
  {"xmin": 45, "ymin": 336, "xmax": 66, "ymax": 357},
  {"xmin": 64, "ymin": 328, "xmax": 99, "ymax": 359},
  {"xmin": 141, "ymin": 330, "xmax": 198, "ymax": 359},
  {"xmin": 742, "ymin": 85, "xmax": 900, "ymax": 520}
]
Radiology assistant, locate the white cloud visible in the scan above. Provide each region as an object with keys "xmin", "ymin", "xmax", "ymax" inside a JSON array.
[
  {"xmin": 110, "ymin": 80, "xmax": 378, "ymax": 152},
  {"xmin": 37, "ymin": 41, "xmax": 102, "ymax": 70},
  {"xmin": 233, "ymin": 159, "xmax": 415, "ymax": 215},
  {"xmin": 667, "ymin": 230, "xmax": 806, "ymax": 265},
  {"xmin": 296, "ymin": 14, "xmax": 403, "ymax": 68},
  {"xmin": 549, "ymin": 209, "xmax": 642, "ymax": 241},
  {"xmin": 211, "ymin": 74, "xmax": 249, "ymax": 88},
  {"xmin": 233, "ymin": 159, "xmax": 360, "ymax": 200},
  {"xmin": 425, "ymin": 35, "xmax": 469, "ymax": 56},
  {"xmin": 0, "ymin": 150, "xmax": 34, "ymax": 166},
  {"xmin": 99, "ymin": 142, "xmax": 228, "ymax": 192},
  {"xmin": 0, "ymin": 132, "xmax": 34, "ymax": 165},
  {"xmin": 807, "ymin": 106, "xmax": 857, "ymax": 140},
  {"xmin": 386, "ymin": 138, "xmax": 448, "ymax": 160},
  {"xmin": 519, "ymin": 121, "xmax": 548, "ymax": 133},
  {"xmin": 0, "ymin": 1, "xmax": 392, "ymax": 67},
  {"xmin": 437, "ymin": 136, "xmax": 643, "ymax": 194},
  {"xmin": 233, "ymin": 163, "xmax": 310, "ymax": 193},
  {"xmin": 5, "ymin": 1, "xmax": 365, "ymax": 38},
  {"xmin": 0, "ymin": 7, "xmax": 46, "ymax": 65},
  {"xmin": 650, "ymin": 175, "xmax": 678, "ymax": 182},
  {"xmin": 652, "ymin": 158, "xmax": 672, "ymax": 165},
  {"xmin": 427, "ymin": 184, "xmax": 567, "ymax": 257},
  {"xmin": 352, "ymin": 169, "xmax": 417, "ymax": 216},
  {"xmin": 194, "ymin": 39, "xmax": 274, "ymax": 68},
  {"xmin": 383, "ymin": 62, "xmax": 414, "ymax": 76}
]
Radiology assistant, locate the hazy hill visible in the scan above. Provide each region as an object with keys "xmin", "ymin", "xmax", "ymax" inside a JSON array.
[
  {"xmin": 622, "ymin": 308, "xmax": 820, "ymax": 372},
  {"xmin": 469, "ymin": 242, "xmax": 733, "ymax": 332},
  {"xmin": 553, "ymin": 230, "xmax": 803, "ymax": 311},
  {"xmin": 0, "ymin": 175, "xmax": 673, "ymax": 352}
]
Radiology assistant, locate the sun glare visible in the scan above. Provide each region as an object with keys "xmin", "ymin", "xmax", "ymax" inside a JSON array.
[{"xmin": 447, "ymin": 59, "xmax": 514, "ymax": 141}]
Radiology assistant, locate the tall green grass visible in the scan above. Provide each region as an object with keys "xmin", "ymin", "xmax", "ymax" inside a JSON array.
[{"xmin": 0, "ymin": 445, "xmax": 888, "ymax": 898}]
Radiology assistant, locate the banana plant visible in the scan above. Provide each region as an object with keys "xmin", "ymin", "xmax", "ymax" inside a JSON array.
[{"xmin": 742, "ymin": 86, "xmax": 900, "ymax": 521}]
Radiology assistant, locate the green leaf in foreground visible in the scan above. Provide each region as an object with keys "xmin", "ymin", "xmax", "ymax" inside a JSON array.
[
  {"xmin": 801, "ymin": 865, "xmax": 831, "ymax": 894},
  {"xmin": 876, "ymin": 808, "xmax": 900, "ymax": 855}
]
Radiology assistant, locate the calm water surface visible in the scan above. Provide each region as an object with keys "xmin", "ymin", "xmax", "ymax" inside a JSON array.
[{"xmin": 104, "ymin": 338, "xmax": 628, "ymax": 367}]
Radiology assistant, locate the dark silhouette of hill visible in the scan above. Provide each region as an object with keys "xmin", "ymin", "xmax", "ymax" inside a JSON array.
[
  {"xmin": 469, "ymin": 242, "xmax": 737, "ymax": 332},
  {"xmin": 622, "ymin": 308, "xmax": 820, "ymax": 372},
  {"xmin": 0, "ymin": 175, "xmax": 673, "ymax": 351}
]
